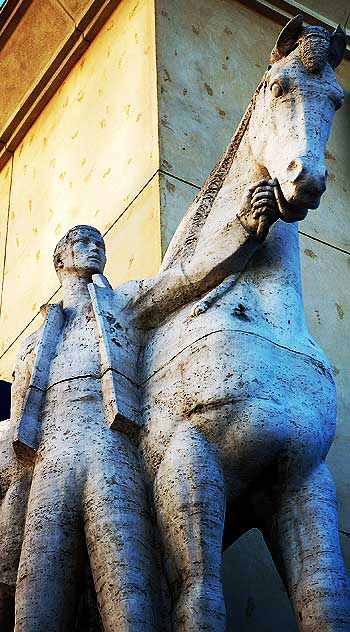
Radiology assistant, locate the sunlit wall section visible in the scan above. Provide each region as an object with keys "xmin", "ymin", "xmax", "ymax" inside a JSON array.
[{"xmin": 0, "ymin": 0, "xmax": 160, "ymax": 379}]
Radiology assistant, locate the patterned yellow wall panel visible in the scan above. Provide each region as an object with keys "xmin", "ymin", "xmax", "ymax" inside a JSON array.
[
  {"xmin": 104, "ymin": 174, "xmax": 161, "ymax": 286},
  {"xmin": 0, "ymin": 175, "xmax": 160, "ymax": 380},
  {"xmin": 0, "ymin": 0, "xmax": 159, "ymax": 378},
  {"xmin": 0, "ymin": 313, "xmax": 44, "ymax": 381}
]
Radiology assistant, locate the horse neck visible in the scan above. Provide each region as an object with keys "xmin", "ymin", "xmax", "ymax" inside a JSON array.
[
  {"xmin": 201, "ymin": 130, "xmax": 305, "ymax": 305},
  {"xmin": 162, "ymin": 104, "xmax": 304, "ymax": 309}
]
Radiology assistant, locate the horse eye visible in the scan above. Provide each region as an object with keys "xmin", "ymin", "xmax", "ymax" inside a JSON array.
[{"xmin": 271, "ymin": 82, "xmax": 283, "ymax": 98}]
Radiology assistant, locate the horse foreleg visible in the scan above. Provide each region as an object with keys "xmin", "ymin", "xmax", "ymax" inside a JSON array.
[
  {"xmin": 261, "ymin": 462, "xmax": 350, "ymax": 632},
  {"xmin": 153, "ymin": 424, "xmax": 226, "ymax": 631}
]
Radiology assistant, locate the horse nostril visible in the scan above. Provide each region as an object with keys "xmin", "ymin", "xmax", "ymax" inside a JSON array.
[{"xmin": 287, "ymin": 159, "xmax": 304, "ymax": 182}]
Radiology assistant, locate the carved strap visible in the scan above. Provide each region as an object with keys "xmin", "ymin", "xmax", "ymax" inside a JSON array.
[{"xmin": 13, "ymin": 304, "xmax": 64, "ymax": 459}]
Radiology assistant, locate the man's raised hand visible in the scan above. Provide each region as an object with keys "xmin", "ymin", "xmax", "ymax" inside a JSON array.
[{"xmin": 238, "ymin": 178, "xmax": 280, "ymax": 241}]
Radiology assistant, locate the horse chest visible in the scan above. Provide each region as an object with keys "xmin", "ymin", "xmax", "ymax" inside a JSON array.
[{"xmin": 142, "ymin": 327, "xmax": 336, "ymax": 479}]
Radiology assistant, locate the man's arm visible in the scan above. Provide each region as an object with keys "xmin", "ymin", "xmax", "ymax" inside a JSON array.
[
  {"xmin": 131, "ymin": 179, "xmax": 279, "ymax": 327},
  {"xmin": 10, "ymin": 333, "xmax": 39, "ymax": 430}
]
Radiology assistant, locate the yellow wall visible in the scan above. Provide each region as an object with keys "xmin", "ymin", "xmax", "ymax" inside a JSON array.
[{"xmin": 0, "ymin": 0, "xmax": 160, "ymax": 379}]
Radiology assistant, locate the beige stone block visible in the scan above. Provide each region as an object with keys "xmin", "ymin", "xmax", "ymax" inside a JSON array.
[
  {"xmin": 0, "ymin": 174, "xmax": 160, "ymax": 381},
  {"xmin": 156, "ymin": 0, "xmax": 279, "ymax": 187},
  {"xmin": 103, "ymin": 174, "xmax": 161, "ymax": 286},
  {"xmin": 0, "ymin": 313, "xmax": 44, "ymax": 382},
  {"xmin": 0, "ymin": 0, "xmax": 75, "ymax": 137},
  {"xmin": 0, "ymin": 0, "xmax": 158, "ymax": 379},
  {"xmin": 0, "ymin": 160, "xmax": 12, "ymax": 308},
  {"xmin": 60, "ymin": 0, "xmax": 120, "ymax": 33},
  {"xmin": 159, "ymin": 171, "xmax": 199, "ymax": 254},
  {"xmin": 300, "ymin": 234, "xmax": 350, "ymax": 534}
]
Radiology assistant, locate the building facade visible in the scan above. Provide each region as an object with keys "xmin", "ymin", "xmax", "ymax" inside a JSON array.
[{"xmin": 0, "ymin": 0, "xmax": 348, "ymax": 628}]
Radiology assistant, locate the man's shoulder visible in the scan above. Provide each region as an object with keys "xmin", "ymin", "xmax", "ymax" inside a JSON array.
[
  {"xmin": 15, "ymin": 301, "xmax": 61, "ymax": 364},
  {"xmin": 16, "ymin": 326, "xmax": 43, "ymax": 361},
  {"xmin": 113, "ymin": 279, "xmax": 143, "ymax": 307},
  {"xmin": 91, "ymin": 274, "xmax": 143, "ymax": 311}
]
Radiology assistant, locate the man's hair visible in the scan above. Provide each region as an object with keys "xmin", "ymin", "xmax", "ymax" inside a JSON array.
[{"xmin": 53, "ymin": 225, "xmax": 104, "ymax": 272}]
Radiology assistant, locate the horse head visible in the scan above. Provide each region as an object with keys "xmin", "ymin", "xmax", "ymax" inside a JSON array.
[{"xmin": 248, "ymin": 15, "xmax": 346, "ymax": 221}]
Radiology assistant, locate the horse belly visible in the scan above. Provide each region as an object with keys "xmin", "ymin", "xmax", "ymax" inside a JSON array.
[{"xmin": 141, "ymin": 330, "xmax": 336, "ymax": 481}]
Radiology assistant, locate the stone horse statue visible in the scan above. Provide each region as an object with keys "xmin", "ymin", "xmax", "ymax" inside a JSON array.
[{"xmin": 138, "ymin": 15, "xmax": 350, "ymax": 631}]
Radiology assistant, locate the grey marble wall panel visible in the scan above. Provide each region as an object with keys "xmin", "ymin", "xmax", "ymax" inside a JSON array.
[
  {"xmin": 157, "ymin": 0, "xmax": 350, "ymax": 252},
  {"xmin": 156, "ymin": 0, "xmax": 280, "ymax": 186},
  {"xmin": 296, "ymin": 0, "xmax": 350, "ymax": 26},
  {"xmin": 159, "ymin": 171, "xmax": 199, "ymax": 254},
  {"xmin": 222, "ymin": 529, "xmax": 298, "ymax": 631},
  {"xmin": 300, "ymin": 234, "xmax": 350, "ymax": 547}
]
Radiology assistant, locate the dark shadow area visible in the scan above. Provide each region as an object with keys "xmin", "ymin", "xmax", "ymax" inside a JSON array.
[{"xmin": 0, "ymin": 381, "xmax": 11, "ymax": 421}]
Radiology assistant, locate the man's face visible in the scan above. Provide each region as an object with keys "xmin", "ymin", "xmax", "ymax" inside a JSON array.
[{"xmin": 61, "ymin": 229, "xmax": 106, "ymax": 278}]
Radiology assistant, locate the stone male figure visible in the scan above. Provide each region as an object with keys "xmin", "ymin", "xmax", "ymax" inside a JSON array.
[
  {"xmin": 11, "ymin": 226, "xmax": 158, "ymax": 632},
  {"xmin": 11, "ymin": 179, "xmax": 281, "ymax": 631}
]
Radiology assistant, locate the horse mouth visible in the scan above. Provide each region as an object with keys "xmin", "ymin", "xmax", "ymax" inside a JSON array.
[{"xmin": 274, "ymin": 182, "xmax": 309, "ymax": 223}]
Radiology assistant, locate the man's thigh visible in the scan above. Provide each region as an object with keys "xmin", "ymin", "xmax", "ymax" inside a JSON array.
[{"xmin": 15, "ymin": 459, "xmax": 84, "ymax": 632}]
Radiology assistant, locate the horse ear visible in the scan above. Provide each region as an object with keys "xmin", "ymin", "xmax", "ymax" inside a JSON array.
[
  {"xmin": 270, "ymin": 14, "xmax": 304, "ymax": 64},
  {"xmin": 329, "ymin": 25, "xmax": 346, "ymax": 69}
]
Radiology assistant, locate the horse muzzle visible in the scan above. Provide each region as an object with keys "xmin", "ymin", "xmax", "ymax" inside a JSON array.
[{"xmin": 278, "ymin": 159, "xmax": 327, "ymax": 219}]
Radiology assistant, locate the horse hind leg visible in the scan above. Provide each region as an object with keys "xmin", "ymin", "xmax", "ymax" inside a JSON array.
[
  {"xmin": 261, "ymin": 462, "xmax": 350, "ymax": 631},
  {"xmin": 154, "ymin": 423, "xmax": 226, "ymax": 632}
]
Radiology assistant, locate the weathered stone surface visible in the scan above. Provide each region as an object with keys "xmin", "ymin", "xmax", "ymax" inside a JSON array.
[
  {"xmin": 156, "ymin": 0, "xmax": 279, "ymax": 187},
  {"xmin": 157, "ymin": 0, "xmax": 350, "ymax": 252},
  {"xmin": 0, "ymin": 160, "xmax": 12, "ymax": 309},
  {"xmin": 302, "ymin": 57, "xmax": 350, "ymax": 251},
  {"xmin": 10, "ymin": 226, "xmax": 162, "ymax": 630},
  {"xmin": 59, "ymin": 0, "xmax": 104, "ymax": 22},
  {"xmin": 159, "ymin": 171, "xmax": 199, "ymax": 254},
  {"xmin": 1, "ymin": 15, "xmax": 349, "ymax": 632}
]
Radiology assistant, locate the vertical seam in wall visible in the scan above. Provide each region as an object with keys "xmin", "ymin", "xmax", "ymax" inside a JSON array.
[
  {"xmin": 0, "ymin": 155, "xmax": 14, "ymax": 319},
  {"xmin": 153, "ymin": 0, "xmax": 161, "ymax": 176},
  {"xmin": 153, "ymin": 0, "xmax": 164, "ymax": 258}
]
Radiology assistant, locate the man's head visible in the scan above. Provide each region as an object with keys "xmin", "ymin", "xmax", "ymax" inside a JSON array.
[{"xmin": 53, "ymin": 225, "xmax": 106, "ymax": 281}]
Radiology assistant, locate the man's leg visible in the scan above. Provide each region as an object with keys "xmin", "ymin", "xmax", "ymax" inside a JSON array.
[
  {"xmin": 154, "ymin": 424, "xmax": 226, "ymax": 632},
  {"xmin": 84, "ymin": 434, "xmax": 159, "ymax": 632},
  {"xmin": 262, "ymin": 462, "xmax": 350, "ymax": 632},
  {"xmin": 15, "ymin": 462, "xmax": 84, "ymax": 632}
]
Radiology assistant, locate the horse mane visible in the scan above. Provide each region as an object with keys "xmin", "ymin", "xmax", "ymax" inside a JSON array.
[{"xmin": 161, "ymin": 78, "xmax": 265, "ymax": 271}]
